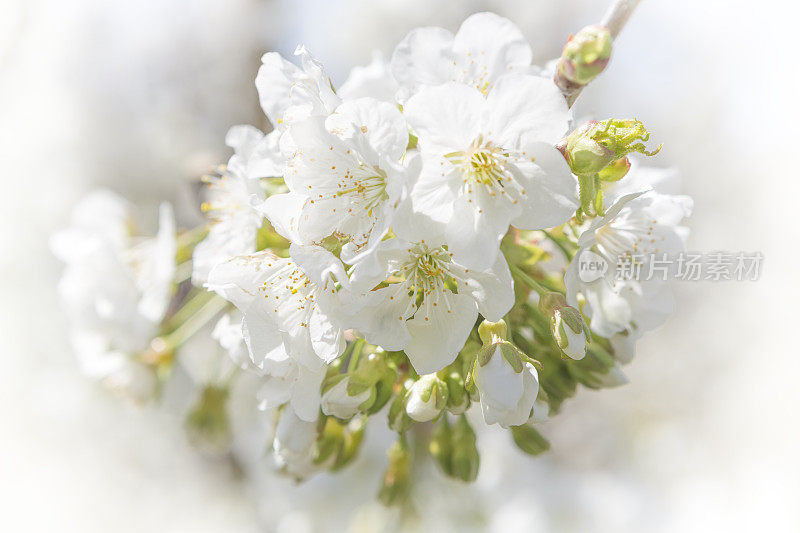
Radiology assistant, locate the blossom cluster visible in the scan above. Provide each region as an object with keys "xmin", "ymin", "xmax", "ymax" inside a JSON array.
[{"xmin": 53, "ymin": 12, "xmax": 692, "ymax": 499}]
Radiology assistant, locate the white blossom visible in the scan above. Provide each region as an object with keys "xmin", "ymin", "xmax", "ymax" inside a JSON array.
[
  {"xmin": 51, "ymin": 190, "xmax": 176, "ymax": 402},
  {"xmin": 192, "ymin": 125, "xmax": 281, "ymax": 285},
  {"xmin": 206, "ymin": 244, "xmax": 348, "ymax": 420},
  {"xmin": 474, "ymin": 348, "xmax": 539, "ymax": 428},
  {"xmin": 260, "ymin": 97, "xmax": 414, "ymax": 262},
  {"xmin": 348, "ymin": 235, "xmax": 513, "ymax": 374},
  {"xmin": 565, "ymin": 166, "xmax": 693, "ymax": 340},
  {"xmin": 338, "ymin": 51, "xmax": 399, "ymax": 103},
  {"xmin": 391, "ymin": 12, "xmax": 538, "ymax": 103},
  {"xmin": 403, "ymin": 76, "xmax": 576, "ymax": 270},
  {"xmin": 256, "ymin": 45, "xmax": 340, "ymax": 130}
]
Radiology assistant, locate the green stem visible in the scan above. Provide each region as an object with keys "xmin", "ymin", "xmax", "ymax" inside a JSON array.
[
  {"xmin": 165, "ymin": 289, "xmax": 215, "ymax": 332},
  {"xmin": 347, "ymin": 338, "xmax": 366, "ymax": 373},
  {"xmin": 162, "ymin": 295, "xmax": 229, "ymax": 351},
  {"xmin": 541, "ymin": 229, "xmax": 576, "ymax": 262},
  {"xmin": 511, "ymin": 265, "xmax": 563, "ymax": 296}
]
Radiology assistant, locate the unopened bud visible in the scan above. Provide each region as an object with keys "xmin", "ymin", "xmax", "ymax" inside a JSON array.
[
  {"xmin": 378, "ymin": 438, "xmax": 412, "ymax": 506},
  {"xmin": 562, "ymin": 119, "xmax": 661, "ymax": 177},
  {"xmin": 321, "ymin": 375, "xmax": 372, "ymax": 420},
  {"xmin": 388, "ymin": 381, "xmax": 414, "ymax": 432},
  {"xmin": 540, "ymin": 292, "xmax": 589, "ymax": 360},
  {"xmin": 449, "ymin": 416, "xmax": 480, "ymax": 482},
  {"xmin": 405, "ymin": 373, "xmax": 448, "ymax": 422},
  {"xmin": 511, "ymin": 424, "xmax": 551, "ymax": 456},
  {"xmin": 428, "ymin": 416, "xmax": 454, "ymax": 474},
  {"xmin": 330, "ymin": 418, "xmax": 365, "ymax": 471},
  {"xmin": 557, "ymin": 26, "xmax": 613, "ymax": 86},
  {"xmin": 443, "ymin": 371, "xmax": 469, "ymax": 414},
  {"xmin": 184, "ymin": 385, "xmax": 230, "ymax": 453}
]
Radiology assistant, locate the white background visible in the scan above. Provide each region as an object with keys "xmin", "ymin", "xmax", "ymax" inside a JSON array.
[{"xmin": 1, "ymin": 0, "xmax": 798, "ymax": 531}]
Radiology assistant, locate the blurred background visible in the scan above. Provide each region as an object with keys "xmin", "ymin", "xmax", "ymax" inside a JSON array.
[{"xmin": 1, "ymin": 0, "xmax": 798, "ymax": 531}]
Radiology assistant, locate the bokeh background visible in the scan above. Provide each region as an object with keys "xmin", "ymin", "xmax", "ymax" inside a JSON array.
[{"xmin": 1, "ymin": 0, "xmax": 798, "ymax": 531}]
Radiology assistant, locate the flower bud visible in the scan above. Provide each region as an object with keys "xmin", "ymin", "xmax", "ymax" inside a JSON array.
[
  {"xmin": 378, "ymin": 438, "xmax": 412, "ymax": 506},
  {"xmin": 557, "ymin": 25, "xmax": 613, "ymax": 86},
  {"xmin": 443, "ymin": 370, "xmax": 469, "ymax": 415},
  {"xmin": 273, "ymin": 409, "xmax": 321, "ymax": 480},
  {"xmin": 540, "ymin": 292, "xmax": 589, "ymax": 360},
  {"xmin": 511, "ymin": 424, "xmax": 551, "ymax": 456},
  {"xmin": 561, "ymin": 119, "xmax": 661, "ymax": 177},
  {"xmin": 321, "ymin": 375, "xmax": 372, "ymax": 420},
  {"xmin": 330, "ymin": 417, "xmax": 365, "ymax": 471},
  {"xmin": 388, "ymin": 381, "xmax": 414, "ymax": 433},
  {"xmin": 428, "ymin": 416, "xmax": 454, "ymax": 474},
  {"xmin": 184, "ymin": 385, "xmax": 231, "ymax": 453},
  {"xmin": 473, "ymin": 344, "xmax": 540, "ymax": 428},
  {"xmin": 449, "ymin": 416, "xmax": 480, "ymax": 482},
  {"xmin": 405, "ymin": 373, "xmax": 448, "ymax": 422}
]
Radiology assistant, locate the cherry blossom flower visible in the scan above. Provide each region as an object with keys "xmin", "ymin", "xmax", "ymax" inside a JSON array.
[
  {"xmin": 348, "ymin": 235, "xmax": 513, "ymax": 374},
  {"xmin": 192, "ymin": 125, "xmax": 282, "ymax": 284},
  {"xmin": 206, "ymin": 244, "xmax": 348, "ymax": 420},
  {"xmin": 403, "ymin": 76, "xmax": 576, "ymax": 270},
  {"xmin": 565, "ymin": 168, "xmax": 693, "ymax": 339},
  {"xmin": 391, "ymin": 12, "xmax": 537, "ymax": 103},
  {"xmin": 260, "ymin": 97, "xmax": 414, "ymax": 262}
]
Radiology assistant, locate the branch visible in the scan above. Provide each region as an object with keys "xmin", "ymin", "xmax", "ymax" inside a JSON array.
[
  {"xmin": 601, "ymin": 0, "xmax": 643, "ymax": 39},
  {"xmin": 554, "ymin": 0, "xmax": 643, "ymax": 107}
]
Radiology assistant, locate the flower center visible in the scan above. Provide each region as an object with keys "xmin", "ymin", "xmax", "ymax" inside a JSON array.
[
  {"xmin": 446, "ymin": 136, "xmax": 527, "ymax": 203},
  {"xmin": 385, "ymin": 244, "xmax": 461, "ymax": 322}
]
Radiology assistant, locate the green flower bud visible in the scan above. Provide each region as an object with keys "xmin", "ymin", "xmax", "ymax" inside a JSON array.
[
  {"xmin": 388, "ymin": 381, "xmax": 414, "ymax": 433},
  {"xmin": 561, "ymin": 119, "xmax": 661, "ymax": 177},
  {"xmin": 557, "ymin": 25, "xmax": 613, "ymax": 86},
  {"xmin": 511, "ymin": 424, "xmax": 551, "ymax": 456},
  {"xmin": 449, "ymin": 416, "xmax": 480, "ymax": 482},
  {"xmin": 443, "ymin": 371, "xmax": 469, "ymax": 414},
  {"xmin": 184, "ymin": 385, "xmax": 230, "ymax": 453},
  {"xmin": 378, "ymin": 438, "xmax": 412, "ymax": 506},
  {"xmin": 313, "ymin": 416, "xmax": 345, "ymax": 466},
  {"xmin": 330, "ymin": 418, "xmax": 365, "ymax": 471},
  {"xmin": 540, "ymin": 292, "xmax": 590, "ymax": 360},
  {"xmin": 406, "ymin": 374, "xmax": 448, "ymax": 422},
  {"xmin": 478, "ymin": 319, "xmax": 508, "ymax": 345},
  {"xmin": 428, "ymin": 416, "xmax": 454, "ymax": 474}
]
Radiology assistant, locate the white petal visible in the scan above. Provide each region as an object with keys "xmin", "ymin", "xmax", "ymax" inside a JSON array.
[
  {"xmin": 404, "ymin": 291, "xmax": 478, "ymax": 374},
  {"xmin": 289, "ymin": 243, "xmax": 349, "ymax": 290},
  {"xmin": 452, "ymin": 13, "xmax": 532, "ymax": 88},
  {"xmin": 510, "ymin": 142, "xmax": 578, "ymax": 229},
  {"xmin": 325, "ymin": 97, "xmax": 408, "ymax": 161},
  {"xmin": 404, "ymin": 82, "xmax": 484, "ymax": 153},
  {"xmin": 391, "ymin": 26, "xmax": 455, "ymax": 103},
  {"xmin": 241, "ymin": 311, "xmax": 287, "ymax": 370},
  {"xmin": 290, "ymin": 364, "xmax": 325, "ymax": 422},
  {"xmin": 445, "ymin": 189, "xmax": 510, "ymax": 271},
  {"xmin": 256, "ymin": 192, "xmax": 306, "ymax": 243},
  {"xmin": 462, "ymin": 253, "xmax": 514, "ymax": 321},
  {"xmin": 485, "ymin": 74, "xmax": 570, "ymax": 147},
  {"xmin": 338, "ymin": 51, "xmax": 398, "ymax": 103},
  {"xmin": 256, "ymin": 52, "xmax": 301, "ymax": 126}
]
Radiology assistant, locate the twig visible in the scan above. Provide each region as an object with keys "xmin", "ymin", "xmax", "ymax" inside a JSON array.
[
  {"xmin": 601, "ymin": 0, "xmax": 643, "ymax": 39},
  {"xmin": 557, "ymin": 0, "xmax": 643, "ymax": 107}
]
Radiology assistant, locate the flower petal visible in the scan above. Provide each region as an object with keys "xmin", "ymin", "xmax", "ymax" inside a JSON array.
[
  {"xmin": 404, "ymin": 291, "xmax": 478, "ymax": 374},
  {"xmin": 485, "ymin": 74, "xmax": 570, "ymax": 147}
]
